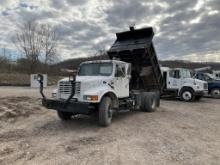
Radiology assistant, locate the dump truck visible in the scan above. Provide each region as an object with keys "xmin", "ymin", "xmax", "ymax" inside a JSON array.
[{"xmin": 38, "ymin": 27, "xmax": 163, "ymax": 126}]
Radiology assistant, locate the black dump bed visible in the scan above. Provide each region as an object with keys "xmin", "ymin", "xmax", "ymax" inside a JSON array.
[{"xmin": 108, "ymin": 27, "xmax": 164, "ymax": 91}]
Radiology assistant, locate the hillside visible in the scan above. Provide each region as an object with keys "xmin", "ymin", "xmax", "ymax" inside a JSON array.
[
  {"xmin": 53, "ymin": 55, "xmax": 108, "ymax": 70},
  {"xmin": 160, "ymin": 60, "xmax": 220, "ymax": 70},
  {"xmin": 53, "ymin": 56, "xmax": 220, "ymax": 71}
]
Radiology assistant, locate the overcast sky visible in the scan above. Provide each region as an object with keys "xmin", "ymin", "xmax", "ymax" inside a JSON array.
[{"xmin": 0, "ymin": 0, "xmax": 220, "ymax": 62}]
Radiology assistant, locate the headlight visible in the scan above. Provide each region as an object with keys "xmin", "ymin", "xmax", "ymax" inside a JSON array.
[
  {"xmin": 52, "ymin": 89, "xmax": 57, "ymax": 98},
  {"xmin": 52, "ymin": 93, "xmax": 57, "ymax": 98},
  {"xmin": 84, "ymin": 95, "xmax": 98, "ymax": 101}
]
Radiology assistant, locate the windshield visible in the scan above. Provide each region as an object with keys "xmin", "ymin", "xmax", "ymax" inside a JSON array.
[
  {"xmin": 181, "ymin": 69, "xmax": 192, "ymax": 78},
  {"xmin": 206, "ymin": 74, "xmax": 214, "ymax": 80},
  {"xmin": 204, "ymin": 74, "xmax": 213, "ymax": 81},
  {"xmin": 78, "ymin": 62, "xmax": 113, "ymax": 76}
]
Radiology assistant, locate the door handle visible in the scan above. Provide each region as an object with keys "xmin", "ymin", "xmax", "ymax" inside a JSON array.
[{"xmin": 168, "ymin": 81, "xmax": 170, "ymax": 84}]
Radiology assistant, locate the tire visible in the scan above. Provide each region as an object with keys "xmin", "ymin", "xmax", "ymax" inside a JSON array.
[
  {"xmin": 195, "ymin": 95, "xmax": 202, "ymax": 101},
  {"xmin": 141, "ymin": 93, "xmax": 157, "ymax": 112},
  {"xmin": 98, "ymin": 97, "xmax": 113, "ymax": 126},
  {"xmin": 180, "ymin": 88, "xmax": 195, "ymax": 102},
  {"xmin": 211, "ymin": 88, "xmax": 220, "ymax": 99},
  {"xmin": 57, "ymin": 111, "xmax": 72, "ymax": 120}
]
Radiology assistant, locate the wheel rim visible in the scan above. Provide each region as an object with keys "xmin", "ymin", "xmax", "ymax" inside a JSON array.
[
  {"xmin": 212, "ymin": 89, "xmax": 220, "ymax": 97},
  {"xmin": 182, "ymin": 91, "xmax": 192, "ymax": 101}
]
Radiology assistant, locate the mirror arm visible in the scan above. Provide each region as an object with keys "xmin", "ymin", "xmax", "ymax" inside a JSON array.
[{"xmin": 37, "ymin": 74, "xmax": 46, "ymax": 99}]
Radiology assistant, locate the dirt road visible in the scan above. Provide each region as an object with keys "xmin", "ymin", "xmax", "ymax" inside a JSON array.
[{"xmin": 0, "ymin": 87, "xmax": 220, "ymax": 165}]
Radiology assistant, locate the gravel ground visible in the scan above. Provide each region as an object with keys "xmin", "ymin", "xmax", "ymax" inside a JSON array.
[{"xmin": 0, "ymin": 87, "xmax": 220, "ymax": 165}]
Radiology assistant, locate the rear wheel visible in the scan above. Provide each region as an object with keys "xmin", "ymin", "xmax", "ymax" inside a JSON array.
[
  {"xmin": 98, "ymin": 97, "xmax": 113, "ymax": 126},
  {"xmin": 141, "ymin": 92, "xmax": 157, "ymax": 112},
  {"xmin": 211, "ymin": 88, "xmax": 220, "ymax": 98},
  {"xmin": 180, "ymin": 88, "xmax": 195, "ymax": 102},
  {"xmin": 57, "ymin": 111, "xmax": 72, "ymax": 120}
]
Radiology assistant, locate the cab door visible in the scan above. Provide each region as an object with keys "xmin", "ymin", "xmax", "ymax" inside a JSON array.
[
  {"xmin": 167, "ymin": 70, "xmax": 181, "ymax": 89},
  {"xmin": 113, "ymin": 64, "xmax": 129, "ymax": 98}
]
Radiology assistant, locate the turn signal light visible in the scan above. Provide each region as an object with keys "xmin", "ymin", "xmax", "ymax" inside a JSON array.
[
  {"xmin": 90, "ymin": 95, "xmax": 98, "ymax": 101},
  {"xmin": 84, "ymin": 95, "xmax": 98, "ymax": 101}
]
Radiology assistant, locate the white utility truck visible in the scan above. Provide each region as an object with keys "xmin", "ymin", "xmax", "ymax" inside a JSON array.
[
  {"xmin": 38, "ymin": 27, "xmax": 164, "ymax": 126},
  {"xmin": 161, "ymin": 67, "xmax": 208, "ymax": 101}
]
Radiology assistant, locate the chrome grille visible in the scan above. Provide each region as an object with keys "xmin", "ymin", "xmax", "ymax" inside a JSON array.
[
  {"xmin": 204, "ymin": 83, "xmax": 208, "ymax": 90},
  {"xmin": 75, "ymin": 82, "xmax": 81, "ymax": 94},
  {"xmin": 58, "ymin": 81, "xmax": 81, "ymax": 94}
]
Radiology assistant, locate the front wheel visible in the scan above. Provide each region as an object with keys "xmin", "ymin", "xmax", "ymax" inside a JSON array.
[
  {"xmin": 211, "ymin": 88, "xmax": 220, "ymax": 98},
  {"xmin": 180, "ymin": 88, "xmax": 195, "ymax": 102},
  {"xmin": 98, "ymin": 97, "xmax": 113, "ymax": 127}
]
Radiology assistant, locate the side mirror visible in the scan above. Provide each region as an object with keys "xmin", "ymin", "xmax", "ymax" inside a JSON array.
[
  {"xmin": 37, "ymin": 74, "xmax": 46, "ymax": 99},
  {"xmin": 69, "ymin": 75, "xmax": 75, "ymax": 82},
  {"xmin": 37, "ymin": 74, "xmax": 44, "ymax": 82}
]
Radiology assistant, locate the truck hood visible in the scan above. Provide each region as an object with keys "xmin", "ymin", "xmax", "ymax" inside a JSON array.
[
  {"xmin": 210, "ymin": 80, "xmax": 220, "ymax": 83},
  {"xmin": 75, "ymin": 76, "xmax": 112, "ymax": 82},
  {"xmin": 58, "ymin": 76, "xmax": 113, "ymax": 102},
  {"xmin": 183, "ymin": 78, "xmax": 206, "ymax": 84},
  {"xmin": 76, "ymin": 76, "xmax": 111, "ymax": 93},
  {"xmin": 59, "ymin": 77, "xmax": 70, "ymax": 82},
  {"xmin": 182, "ymin": 78, "xmax": 207, "ymax": 87},
  {"xmin": 182, "ymin": 78, "xmax": 207, "ymax": 90},
  {"xmin": 59, "ymin": 76, "xmax": 112, "ymax": 83}
]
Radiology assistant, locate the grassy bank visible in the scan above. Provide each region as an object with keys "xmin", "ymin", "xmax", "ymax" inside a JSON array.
[{"xmin": 0, "ymin": 73, "xmax": 63, "ymax": 86}]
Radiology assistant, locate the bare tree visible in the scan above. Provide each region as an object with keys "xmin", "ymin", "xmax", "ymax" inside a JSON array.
[
  {"xmin": 13, "ymin": 21, "xmax": 42, "ymax": 73},
  {"xmin": 40, "ymin": 24, "xmax": 58, "ymax": 70},
  {"xmin": 13, "ymin": 21, "xmax": 58, "ymax": 73},
  {"xmin": 94, "ymin": 49, "xmax": 107, "ymax": 60}
]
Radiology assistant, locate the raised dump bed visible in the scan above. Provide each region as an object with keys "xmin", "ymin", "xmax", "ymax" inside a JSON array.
[
  {"xmin": 108, "ymin": 27, "xmax": 164, "ymax": 91},
  {"xmin": 37, "ymin": 26, "xmax": 163, "ymax": 126}
]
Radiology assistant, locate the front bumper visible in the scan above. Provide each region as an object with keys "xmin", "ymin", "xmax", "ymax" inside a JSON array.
[{"xmin": 42, "ymin": 99, "xmax": 96, "ymax": 114}]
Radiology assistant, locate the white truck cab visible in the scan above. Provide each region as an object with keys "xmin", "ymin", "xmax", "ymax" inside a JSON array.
[
  {"xmin": 161, "ymin": 67, "xmax": 208, "ymax": 101},
  {"xmin": 57, "ymin": 60, "xmax": 131, "ymax": 103}
]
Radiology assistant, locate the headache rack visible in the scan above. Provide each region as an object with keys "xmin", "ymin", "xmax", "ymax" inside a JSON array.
[{"xmin": 108, "ymin": 27, "xmax": 164, "ymax": 91}]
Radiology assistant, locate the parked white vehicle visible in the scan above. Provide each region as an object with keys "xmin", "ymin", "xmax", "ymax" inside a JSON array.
[
  {"xmin": 42, "ymin": 59, "xmax": 160, "ymax": 126},
  {"xmin": 38, "ymin": 27, "xmax": 163, "ymax": 126},
  {"xmin": 161, "ymin": 67, "xmax": 208, "ymax": 101}
]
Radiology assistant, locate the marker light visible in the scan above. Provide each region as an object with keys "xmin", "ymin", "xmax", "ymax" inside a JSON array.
[{"xmin": 84, "ymin": 95, "xmax": 98, "ymax": 101}]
